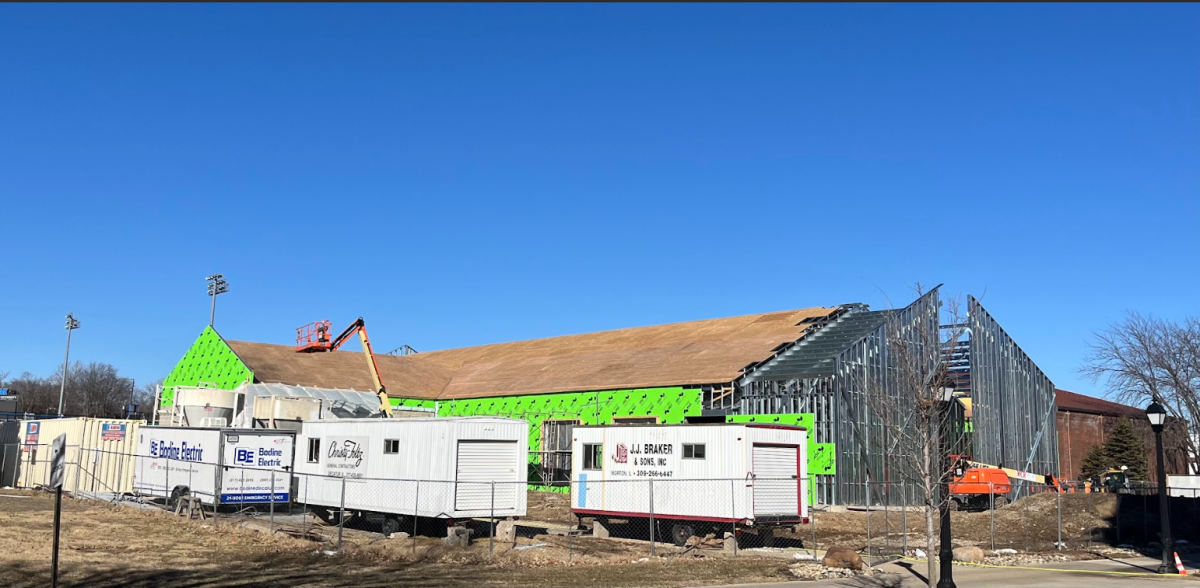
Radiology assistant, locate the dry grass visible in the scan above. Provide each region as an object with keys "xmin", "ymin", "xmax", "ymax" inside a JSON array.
[{"xmin": 0, "ymin": 490, "xmax": 793, "ymax": 588}]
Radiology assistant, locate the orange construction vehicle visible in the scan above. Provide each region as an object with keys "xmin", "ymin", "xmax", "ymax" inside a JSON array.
[
  {"xmin": 948, "ymin": 455, "xmax": 1012, "ymax": 510},
  {"xmin": 295, "ymin": 317, "xmax": 393, "ymax": 418}
]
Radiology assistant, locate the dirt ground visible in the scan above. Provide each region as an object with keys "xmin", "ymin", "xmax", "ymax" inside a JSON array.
[
  {"xmin": 530, "ymin": 489, "xmax": 1132, "ymax": 554},
  {"xmin": 780, "ymin": 492, "xmax": 1164, "ymax": 555},
  {"xmin": 2, "ymin": 487, "xmax": 1166, "ymax": 588},
  {"xmin": 0, "ymin": 490, "xmax": 793, "ymax": 588}
]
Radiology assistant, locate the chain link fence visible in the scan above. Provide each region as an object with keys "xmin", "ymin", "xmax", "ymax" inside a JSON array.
[{"xmin": 6, "ymin": 440, "xmax": 1200, "ymax": 563}]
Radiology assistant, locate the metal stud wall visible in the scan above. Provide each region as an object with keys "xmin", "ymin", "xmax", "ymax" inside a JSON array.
[{"xmin": 967, "ymin": 296, "xmax": 1059, "ymax": 496}]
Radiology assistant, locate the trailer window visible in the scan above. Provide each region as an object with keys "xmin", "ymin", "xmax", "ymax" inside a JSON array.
[
  {"xmin": 683, "ymin": 444, "xmax": 705, "ymax": 459},
  {"xmin": 384, "ymin": 439, "xmax": 399, "ymax": 454},
  {"xmin": 612, "ymin": 416, "xmax": 658, "ymax": 425},
  {"xmin": 307, "ymin": 438, "xmax": 320, "ymax": 463},
  {"xmin": 582, "ymin": 443, "xmax": 603, "ymax": 470}
]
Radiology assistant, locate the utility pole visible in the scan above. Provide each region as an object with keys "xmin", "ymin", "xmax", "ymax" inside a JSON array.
[
  {"xmin": 57, "ymin": 313, "xmax": 80, "ymax": 416},
  {"xmin": 127, "ymin": 379, "xmax": 136, "ymax": 419},
  {"xmin": 206, "ymin": 274, "xmax": 229, "ymax": 327}
]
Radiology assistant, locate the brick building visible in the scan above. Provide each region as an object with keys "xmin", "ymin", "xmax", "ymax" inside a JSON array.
[{"xmin": 1056, "ymin": 389, "xmax": 1190, "ymax": 481}]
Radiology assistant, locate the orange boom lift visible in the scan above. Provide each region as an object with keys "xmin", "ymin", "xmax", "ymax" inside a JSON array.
[{"xmin": 295, "ymin": 317, "xmax": 393, "ymax": 417}]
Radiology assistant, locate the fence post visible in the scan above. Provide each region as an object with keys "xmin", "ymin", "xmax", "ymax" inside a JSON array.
[
  {"xmin": 73, "ymin": 448, "xmax": 82, "ymax": 499},
  {"xmin": 868, "ymin": 482, "xmax": 878, "ymax": 556},
  {"xmin": 489, "ymin": 481, "xmax": 495, "ymax": 555},
  {"xmin": 902, "ymin": 478, "xmax": 908, "ymax": 556},
  {"xmin": 730, "ymin": 479, "xmax": 738, "ymax": 557},
  {"xmin": 338, "ymin": 476, "xmax": 346, "ymax": 553},
  {"xmin": 116, "ymin": 447, "xmax": 125, "ymax": 502},
  {"xmin": 1143, "ymin": 491, "xmax": 1148, "ymax": 546},
  {"xmin": 1116, "ymin": 491, "xmax": 1122, "ymax": 546},
  {"xmin": 1, "ymin": 445, "xmax": 7, "ymax": 489},
  {"xmin": 884, "ymin": 480, "xmax": 890, "ymax": 555},
  {"xmin": 568, "ymin": 480, "xmax": 574, "ymax": 563},
  {"xmin": 1057, "ymin": 488, "xmax": 1062, "ymax": 550},
  {"xmin": 413, "ymin": 480, "xmax": 420, "ymax": 556},
  {"xmin": 989, "ymin": 482, "xmax": 995, "ymax": 551},
  {"xmin": 303, "ymin": 475, "xmax": 310, "ymax": 537},
  {"xmin": 91, "ymin": 448, "xmax": 99, "ymax": 492},
  {"xmin": 269, "ymin": 470, "xmax": 275, "ymax": 535},
  {"xmin": 649, "ymin": 478, "xmax": 655, "ymax": 557},
  {"xmin": 812, "ymin": 496, "xmax": 817, "ymax": 557},
  {"xmin": 165, "ymin": 455, "xmax": 171, "ymax": 509},
  {"xmin": 1023, "ymin": 490, "xmax": 1029, "ymax": 552}
]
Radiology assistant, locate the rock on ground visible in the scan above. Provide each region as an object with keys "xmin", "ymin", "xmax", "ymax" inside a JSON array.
[
  {"xmin": 790, "ymin": 562, "xmax": 873, "ymax": 580},
  {"xmin": 822, "ymin": 546, "xmax": 864, "ymax": 570},
  {"xmin": 952, "ymin": 546, "xmax": 985, "ymax": 563}
]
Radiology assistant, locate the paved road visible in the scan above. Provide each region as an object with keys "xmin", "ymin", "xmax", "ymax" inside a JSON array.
[{"xmin": 711, "ymin": 556, "xmax": 1193, "ymax": 587}]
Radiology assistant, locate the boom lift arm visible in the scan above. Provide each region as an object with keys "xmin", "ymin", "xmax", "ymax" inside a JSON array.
[{"xmin": 296, "ymin": 317, "xmax": 393, "ymax": 417}]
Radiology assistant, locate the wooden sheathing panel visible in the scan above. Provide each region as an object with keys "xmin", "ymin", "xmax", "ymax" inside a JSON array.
[{"xmin": 226, "ymin": 306, "xmax": 839, "ymax": 401}]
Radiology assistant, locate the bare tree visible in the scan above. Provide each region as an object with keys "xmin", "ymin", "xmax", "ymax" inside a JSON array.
[
  {"xmin": 133, "ymin": 378, "xmax": 164, "ymax": 419},
  {"xmin": 9, "ymin": 372, "xmax": 60, "ymax": 414},
  {"xmin": 853, "ymin": 286, "xmax": 968, "ymax": 587},
  {"xmin": 1082, "ymin": 313, "xmax": 1200, "ymax": 474}
]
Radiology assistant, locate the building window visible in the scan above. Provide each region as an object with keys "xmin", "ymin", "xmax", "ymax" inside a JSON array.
[
  {"xmin": 683, "ymin": 444, "xmax": 706, "ymax": 459},
  {"xmin": 613, "ymin": 416, "xmax": 658, "ymax": 425},
  {"xmin": 307, "ymin": 438, "xmax": 320, "ymax": 463},
  {"xmin": 384, "ymin": 439, "xmax": 399, "ymax": 454},
  {"xmin": 583, "ymin": 443, "xmax": 603, "ymax": 470}
]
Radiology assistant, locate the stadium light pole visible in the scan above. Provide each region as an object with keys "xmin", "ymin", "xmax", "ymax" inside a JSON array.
[
  {"xmin": 57, "ymin": 313, "xmax": 80, "ymax": 416},
  {"xmin": 1146, "ymin": 400, "xmax": 1175, "ymax": 574},
  {"xmin": 206, "ymin": 273, "xmax": 229, "ymax": 327}
]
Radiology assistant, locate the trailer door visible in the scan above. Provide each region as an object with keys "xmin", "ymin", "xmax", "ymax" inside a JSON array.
[
  {"xmin": 752, "ymin": 444, "xmax": 800, "ymax": 518},
  {"xmin": 455, "ymin": 440, "xmax": 519, "ymax": 513}
]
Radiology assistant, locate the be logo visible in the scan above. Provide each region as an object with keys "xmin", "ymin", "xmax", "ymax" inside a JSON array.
[{"xmin": 235, "ymin": 448, "xmax": 255, "ymax": 465}]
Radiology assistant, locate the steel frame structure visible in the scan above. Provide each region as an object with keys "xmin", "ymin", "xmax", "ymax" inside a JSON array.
[
  {"xmin": 966, "ymin": 296, "xmax": 1059, "ymax": 497},
  {"xmin": 707, "ymin": 289, "xmax": 1059, "ymax": 506}
]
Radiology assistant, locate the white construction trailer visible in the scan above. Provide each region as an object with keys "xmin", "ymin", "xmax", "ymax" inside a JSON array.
[
  {"xmin": 294, "ymin": 417, "xmax": 528, "ymax": 536},
  {"xmin": 571, "ymin": 423, "xmax": 807, "ymax": 546},
  {"xmin": 133, "ymin": 426, "xmax": 295, "ymax": 506}
]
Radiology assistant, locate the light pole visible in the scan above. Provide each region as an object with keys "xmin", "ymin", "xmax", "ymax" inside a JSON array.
[
  {"xmin": 1146, "ymin": 400, "xmax": 1175, "ymax": 574},
  {"xmin": 57, "ymin": 313, "xmax": 80, "ymax": 416},
  {"xmin": 206, "ymin": 274, "xmax": 229, "ymax": 327},
  {"xmin": 937, "ymin": 386, "xmax": 958, "ymax": 588}
]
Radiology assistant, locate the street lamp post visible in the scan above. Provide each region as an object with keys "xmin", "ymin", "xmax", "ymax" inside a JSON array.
[
  {"xmin": 937, "ymin": 387, "xmax": 958, "ymax": 588},
  {"xmin": 206, "ymin": 274, "xmax": 229, "ymax": 327},
  {"xmin": 1146, "ymin": 400, "xmax": 1175, "ymax": 574},
  {"xmin": 57, "ymin": 313, "xmax": 80, "ymax": 416}
]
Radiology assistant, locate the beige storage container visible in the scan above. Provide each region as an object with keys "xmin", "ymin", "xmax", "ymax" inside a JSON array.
[{"xmin": 17, "ymin": 417, "xmax": 144, "ymax": 494}]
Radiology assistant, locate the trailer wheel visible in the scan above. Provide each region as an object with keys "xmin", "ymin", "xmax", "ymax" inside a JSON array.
[
  {"xmin": 168, "ymin": 486, "xmax": 190, "ymax": 509},
  {"xmin": 381, "ymin": 516, "xmax": 402, "ymax": 538},
  {"xmin": 670, "ymin": 523, "xmax": 695, "ymax": 547}
]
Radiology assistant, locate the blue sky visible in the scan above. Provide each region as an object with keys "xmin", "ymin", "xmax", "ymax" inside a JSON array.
[{"xmin": 1, "ymin": 4, "xmax": 1196, "ymax": 399}]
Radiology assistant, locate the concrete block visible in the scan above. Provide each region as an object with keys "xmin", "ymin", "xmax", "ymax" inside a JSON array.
[
  {"xmin": 496, "ymin": 520, "xmax": 516, "ymax": 543},
  {"xmin": 723, "ymin": 532, "xmax": 737, "ymax": 554},
  {"xmin": 442, "ymin": 526, "xmax": 472, "ymax": 547},
  {"xmin": 592, "ymin": 520, "xmax": 610, "ymax": 539}
]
